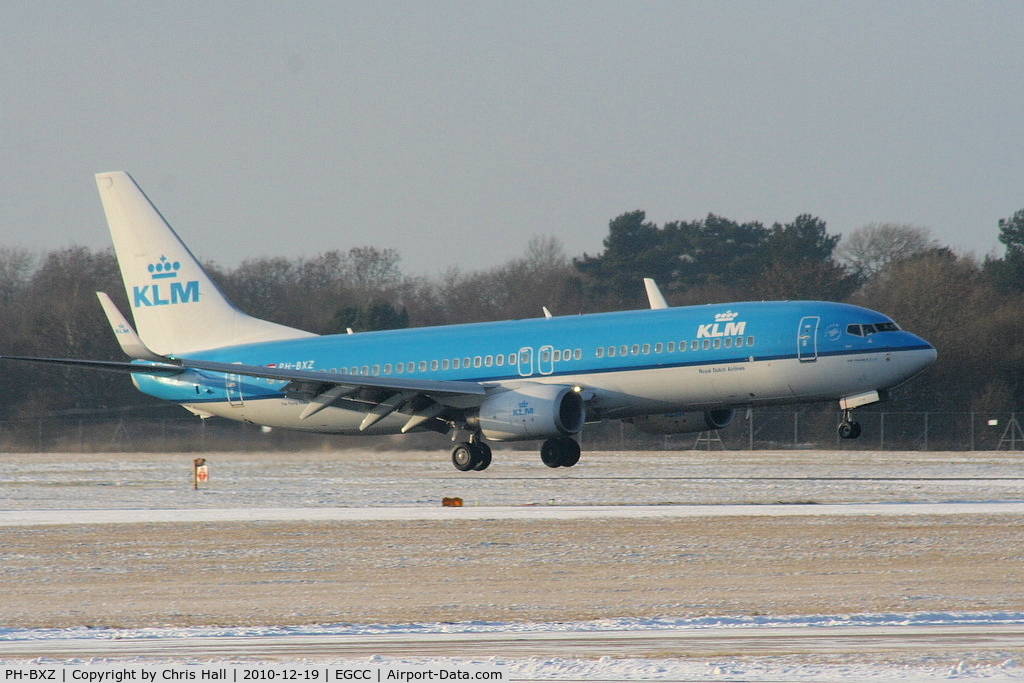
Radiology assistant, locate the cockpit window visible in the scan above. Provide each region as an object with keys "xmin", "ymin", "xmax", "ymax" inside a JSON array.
[{"xmin": 847, "ymin": 321, "xmax": 901, "ymax": 337}]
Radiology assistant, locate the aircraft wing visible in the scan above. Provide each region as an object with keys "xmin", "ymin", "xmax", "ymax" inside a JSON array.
[
  {"xmin": 0, "ymin": 353, "xmax": 492, "ymax": 431},
  {"xmin": 176, "ymin": 358, "xmax": 492, "ymax": 429},
  {"xmin": 0, "ymin": 353, "xmax": 489, "ymax": 396},
  {"xmin": 177, "ymin": 358, "xmax": 489, "ymax": 397}
]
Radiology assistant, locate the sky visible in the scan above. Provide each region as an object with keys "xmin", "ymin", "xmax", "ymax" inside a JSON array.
[{"xmin": 2, "ymin": 2, "xmax": 1023, "ymax": 275}]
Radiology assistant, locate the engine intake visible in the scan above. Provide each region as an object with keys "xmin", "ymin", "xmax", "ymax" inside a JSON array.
[{"xmin": 472, "ymin": 384, "xmax": 585, "ymax": 441}]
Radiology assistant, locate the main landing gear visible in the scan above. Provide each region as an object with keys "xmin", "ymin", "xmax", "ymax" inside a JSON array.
[
  {"xmin": 540, "ymin": 436, "xmax": 581, "ymax": 468},
  {"xmin": 451, "ymin": 436, "xmax": 492, "ymax": 471},
  {"xmin": 838, "ymin": 409, "xmax": 862, "ymax": 440},
  {"xmin": 450, "ymin": 434, "xmax": 582, "ymax": 470}
]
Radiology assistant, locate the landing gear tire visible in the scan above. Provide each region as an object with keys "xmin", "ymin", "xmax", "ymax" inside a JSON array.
[
  {"xmin": 451, "ymin": 441, "xmax": 493, "ymax": 471},
  {"xmin": 472, "ymin": 442, "xmax": 492, "ymax": 471},
  {"xmin": 452, "ymin": 443, "xmax": 476, "ymax": 471},
  {"xmin": 540, "ymin": 437, "xmax": 581, "ymax": 468},
  {"xmin": 838, "ymin": 420, "xmax": 862, "ymax": 439}
]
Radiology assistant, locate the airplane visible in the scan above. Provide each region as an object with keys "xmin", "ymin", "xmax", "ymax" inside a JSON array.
[{"xmin": 0, "ymin": 172, "xmax": 937, "ymax": 470}]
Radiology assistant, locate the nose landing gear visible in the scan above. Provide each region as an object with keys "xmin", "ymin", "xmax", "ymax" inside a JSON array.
[{"xmin": 838, "ymin": 409, "xmax": 862, "ymax": 439}]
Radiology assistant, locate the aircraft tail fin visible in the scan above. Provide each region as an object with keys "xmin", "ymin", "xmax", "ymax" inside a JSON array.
[{"xmin": 95, "ymin": 172, "xmax": 315, "ymax": 355}]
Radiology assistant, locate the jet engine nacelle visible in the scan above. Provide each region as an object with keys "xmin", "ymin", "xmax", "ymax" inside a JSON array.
[
  {"xmin": 628, "ymin": 409, "xmax": 735, "ymax": 435},
  {"xmin": 472, "ymin": 383, "xmax": 585, "ymax": 441}
]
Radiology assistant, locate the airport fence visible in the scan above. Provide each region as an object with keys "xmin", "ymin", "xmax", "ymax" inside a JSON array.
[{"xmin": 1, "ymin": 407, "xmax": 1022, "ymax": 452}]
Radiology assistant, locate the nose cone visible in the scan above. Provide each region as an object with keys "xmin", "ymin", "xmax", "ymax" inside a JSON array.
[{"xmin": 899, "ymin": 333, "xmax": 937, "ymax": 382}]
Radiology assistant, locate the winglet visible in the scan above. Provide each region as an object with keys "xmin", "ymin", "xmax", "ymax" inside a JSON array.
[
  {"xmin": 96, "ymin": 292, "xmax": 165, "ymax": 361},
  {"xmin": 644, "ymin": 278, "xmax": 669, "ymax": 309}
]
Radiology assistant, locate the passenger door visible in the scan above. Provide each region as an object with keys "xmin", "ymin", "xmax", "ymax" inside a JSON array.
[{"xmin": 797, "ymin": 316, "xmax": 819, "ymax": 362}]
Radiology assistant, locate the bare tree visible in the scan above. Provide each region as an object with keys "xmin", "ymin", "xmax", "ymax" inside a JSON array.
[{"xmin": 837, "ymin": 223, "xmax": 939, "ymax": 282}]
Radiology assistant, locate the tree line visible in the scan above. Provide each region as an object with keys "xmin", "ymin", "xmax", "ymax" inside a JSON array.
[{"xmin": 2, "ymin": 209, "xmax": 1023, "ymax": 431}]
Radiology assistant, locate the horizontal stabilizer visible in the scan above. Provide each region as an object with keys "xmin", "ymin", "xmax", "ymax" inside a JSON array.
[{"xmin": 0, "ymin": 355, "xmax": 184, "ymax": 376}]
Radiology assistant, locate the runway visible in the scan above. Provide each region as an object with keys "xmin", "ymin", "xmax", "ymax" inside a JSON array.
[
  {"xmin": 2, "ymin": 500, "xmax": 1024, "ymax": 526},
  {"xmin": 2, "ymin": 449, "xmax": 1023, "ymax": 678},
  {"xmin": 2, "ymin": 623, "xmax": 1024, "ymax": 660}
]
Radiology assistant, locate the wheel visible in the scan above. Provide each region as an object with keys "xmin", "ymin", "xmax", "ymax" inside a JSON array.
[
  {"xmin": 472, "ymin": 442, "xmax": 492, "ymax": 471},
  {"xmin": 540, "ymin": 437, "xmax": 581, "ymax": 468},
  {"xmin": 540, "ymin": 439, "xmax": 564, "ymax": 468},
  {"xmin": 838, "ymin": 421, "xmax": 862, "ymax": 440},
  {"xmin": 451, "ymin": 443, "xmax": 476, "ymax": 471},
  {"xmin": 560, "ymin": 438, "xmax": 581, "ymax": 467}
]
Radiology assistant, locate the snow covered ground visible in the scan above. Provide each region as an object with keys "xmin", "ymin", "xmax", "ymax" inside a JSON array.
[
  {"xmin": 2, "ymin": 614, "xmax": 1023, "ymax": 680},
  {"xmin": 1, "ymin": 448, "xmax": 1023, "ymax": 680}
]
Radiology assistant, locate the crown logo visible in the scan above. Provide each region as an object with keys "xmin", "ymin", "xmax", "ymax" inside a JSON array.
[
  {"xmin": 715, "ymin": 310, "xmax": 739, "ymax": 322},
  {"xmin": 148, "ymin": 255, "xmax": 181, "ymax": 280}
]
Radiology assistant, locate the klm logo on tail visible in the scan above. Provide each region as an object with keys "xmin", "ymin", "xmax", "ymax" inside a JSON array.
[{"xmin": 133, "ymin": 255, "xmax": 200, "ymax": 308}]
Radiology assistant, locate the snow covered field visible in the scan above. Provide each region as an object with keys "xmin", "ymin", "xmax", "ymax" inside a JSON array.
[{"xmin": 1, "ymin": 448, "xmax": 1023, "ymax": 680}]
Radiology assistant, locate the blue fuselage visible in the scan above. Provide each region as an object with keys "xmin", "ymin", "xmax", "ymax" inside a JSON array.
[{"xmin": 133, "ymin": 300, "xmax": 935, "ymax": 435}]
